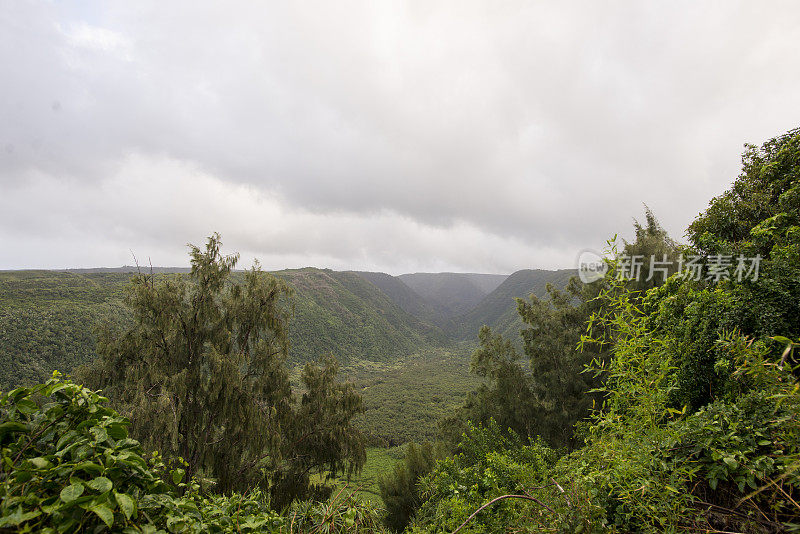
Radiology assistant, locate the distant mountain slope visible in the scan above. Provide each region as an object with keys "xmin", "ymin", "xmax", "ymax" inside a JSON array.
[
  {"xmin": 64, "ymin": 266, "xmax": 192, "ymax": 273},
  {"xmin": 0, "ymin": 270, "xmax": 131, "ymax": 389},
  {"xmin": 398, "ymin": 272, "xmax": 508, "ymax": 317},
  {"xmin": 454, "ymin": 269, "xmax": 577, "ymax": 340},
  {"xmin": 275, "ymin": 268, "xmax": 442, "ymax": 362},
  {"xmin": 351, "ymin": 271, "xmax": 453, "ymax": 330},
  {"xmin": 0, "ymin": 268, "xmax": 439, "ymax": 389}
]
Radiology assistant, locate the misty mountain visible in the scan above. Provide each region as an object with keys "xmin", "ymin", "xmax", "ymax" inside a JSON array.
[
  {"xmin": 355, "ymin": 269, "xmax": 576, "ymax": 342},
  {"xmin": 351, "ymin": 271, "xmax": 454, "ymax": 330},
  {"xmin": 398, "ymin": 272, "xmax": 508, "ymax": 317},
  {"xmin": 454, "ymin": 268, "xmax": 577, "ymax": 340}
]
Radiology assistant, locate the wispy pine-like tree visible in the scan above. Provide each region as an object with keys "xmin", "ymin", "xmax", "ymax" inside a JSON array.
[{"xmin": 78, "ymin": 234, "xmax": 365, "ymax": 501}]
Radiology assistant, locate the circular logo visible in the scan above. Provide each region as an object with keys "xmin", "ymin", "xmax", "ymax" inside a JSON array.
[{"xmin": 576, "ymin": 249, "xmax": 607, "ymax": 283}]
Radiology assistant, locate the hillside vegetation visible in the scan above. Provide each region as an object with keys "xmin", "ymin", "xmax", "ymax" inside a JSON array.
[
  {"xmin": 0, "ymin": 268, "xmax": 441, "ymax": 389},
  {"xmin": 454, "ymin": 268, "xmax": 576, "ymax": 340},
  {"xmin": 2, "ymin": 127, "xmax": 800, "ymax": 533},
  {"xmin": 274, "ymin": 269, "xmax": 443, "ymax": 364},
  {"xmin": 398, "ymin": 272, "xmax": 507, "ymax": 317},
  {"xmin": 352, "ymin": 272, "xmax": 453, "ymax": 331},
  {"xmin": 0, "ymin": 271, "xmax": 131, "ymax": 389}
]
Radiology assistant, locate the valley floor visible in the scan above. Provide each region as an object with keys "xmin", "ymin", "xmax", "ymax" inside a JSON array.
[{"xmin": 343, "ymin": 346, "xmax": 482, "ymax": 446}]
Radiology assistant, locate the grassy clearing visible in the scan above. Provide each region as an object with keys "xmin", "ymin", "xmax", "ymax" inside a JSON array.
[{"xmin": 320, "ymin": 446, "xmax": 406, "ymax": 504}]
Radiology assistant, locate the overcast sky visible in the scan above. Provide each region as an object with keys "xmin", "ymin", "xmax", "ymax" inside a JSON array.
[{"xmin": 1, "ymin": 1, "xmax": 799, "ymax": 274}]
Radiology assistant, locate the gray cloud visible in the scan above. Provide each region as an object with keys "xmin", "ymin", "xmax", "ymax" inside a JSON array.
[{"xmin": 2, "ymin": 1, "xmax": 800, "ymax": 273}]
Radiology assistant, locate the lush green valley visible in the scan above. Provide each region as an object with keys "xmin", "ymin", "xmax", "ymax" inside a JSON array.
[
  {"xmin": 453, "ymin": 268, "xmax": 576, "ymax": 340},
  {"xmin": 397, "ymin": 272, "xmax": 507, "ymax": 318},
  {"xmin": 0, "ymin": 268, "xmax": 452, "ymax": 389},
  {"xmin": 346, "ymin": 348, "xmax": 483, "ymax": 446},
  {"xmin": 2, "ymin": 128, "xmax": 800, "ymax": 533}
]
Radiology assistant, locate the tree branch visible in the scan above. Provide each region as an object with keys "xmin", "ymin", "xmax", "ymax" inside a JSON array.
[{"xmin": 450, "ymin": 493, "xmax": 555, "ymax": 534}]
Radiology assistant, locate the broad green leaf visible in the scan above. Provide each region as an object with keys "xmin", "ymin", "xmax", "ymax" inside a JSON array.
[
  {"xmin": 60, "ymin": 483, "xmax": 84, "ymax": 503},
  {"xmin": 114, "ymin": 438, "xmax": 140, "ymax": 449},
  {"xmin": 41, "ymin": 501, "xmax": 63, "ymax": 514},
  {"xmin": 107, "ymin": 423, "xmax": 127, "ymax": 440},
  {"xmin": 30, "ymin": 457, "xmax": 52, "ymax": 469},
  {"xmin": 74, "ymin": 461, "xmax": 103, "ymax": 475},
  {"xmin": 14, "ymin": 470, "xmax": 33, "ymax": 483},
  {"xmin": 172, "ymin": 468, "xmax": 185, "ymax": 485},
  {"xmin": 90, "ymin": 427, "xmax": 109, "ymax": 443},
  {"xmin": 723, "ymin": 457, "xmax": 738, "ymax": 469},
  {"xmin": 114, "ymin": 491, "xmax": 136, "ymax": 520},
  {"xmin": 0, "ymin": 421, "xmax": 28, "ymax": 441},
  {"xmin": 56, "ymin": 431, "xmax": 79, "ymax": 451},
  {"xmin": 89, "ymin": 503, "xmax": 114, "ymax": 528},
  {"xmin": 0, "ymin": 507, "xmax": 41, "ymax": 527},
  {"xmin": 15, "ymin": 399, "xmax": 38, "ymax": 415},
  {"xmin": 87, "ymin": 476, "xmax": 112, "ymax": 493},
  {"xmin": 73, "ymin": 444, "xmax": 91, "ymax": 460}
]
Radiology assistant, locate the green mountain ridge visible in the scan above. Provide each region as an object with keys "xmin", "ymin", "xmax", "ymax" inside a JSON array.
[
  {"xmin": 398, "ymin": 272, "xmax": 508, "ymax": 317},
  {"xmin": 277, "ymin": 268, "xmax": 446, "ymax": 363},
  {"xmin": 0, "ymin": 266, "xmax": 576, "ymax": 391},
  {"xmin": 351, "ymin": 271, "xmax": 455, "ymax": 331},
  {"xmin": 0, "ymin": 268, "xmax": 438, "ymax": 389},
  {"xmin": 455, "ymin": 268, "xmax": 577, "ymax": 340}
]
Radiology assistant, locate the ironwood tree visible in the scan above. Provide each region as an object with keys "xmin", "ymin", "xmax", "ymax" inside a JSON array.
[{"xmin": 78, "ymin": 234, "xmax": 365, "ymax": 503}]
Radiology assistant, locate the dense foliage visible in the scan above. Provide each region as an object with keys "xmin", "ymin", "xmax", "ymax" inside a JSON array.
[
  {"xmin": 76, "ymin": 235, "xmax": 365, "ymax": 507},
  {"xmin": 378, "ymin": 442, "xmax": 447, "ymax": 532},
  {"xmin": 2, "ymin": 127, "xmax": 798, "ymax": 533},
  {"xmin": 405, "ymin": 127, "xmax": 800, "ymax": 532},
  {"xmin": 0, "ymin": 271, "xmax": 131, "ymax": 390},
  {"xmin": 440, "ymin": 277, "xmax": 607, "ymax": 450},
  {"xmin": 440, "ymin": 209, "xmax": 677, "ymax": 452},
  {"xmin": 0, "ymin": 375, "xmax": 388, "ymax": 533},
  {"xmin": 0, "ymin": 267, "xmax": 443, "ymax": 390},
  {"xmin": 351, "ymin": 349, "xmax": 482, "ymax": 446}
]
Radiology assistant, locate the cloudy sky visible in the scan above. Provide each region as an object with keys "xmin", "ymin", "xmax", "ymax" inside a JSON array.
[{"xmin": 2, "ymin": 1, "xmax": 799, "ymax": 274}]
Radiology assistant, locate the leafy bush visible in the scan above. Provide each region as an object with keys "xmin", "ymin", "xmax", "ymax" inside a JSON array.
[
  {"xmin": 378, "ymin": 442, "xmax": 447, "ymax": 532},
  {"xmin": 409, "ymin": 421, "xmax": 580, "ymax": 533},
  {"xmin": 0, "ymin": 374, "xmax": 388, "ymax": 533},
  {"xmin": 569, "ymin": 273, "xmax": 800, "ymax": 532},
  {"xmin": 0, "ymin": 373, "xmax": 175, "ymax": 532}
]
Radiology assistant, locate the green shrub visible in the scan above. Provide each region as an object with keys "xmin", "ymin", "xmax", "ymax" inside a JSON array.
[
  {"xmin": 0, "ymin": 374, "xmax": 388, "ymax": 533},
  {"xmin": 0, "ymin": 373, "xmax": 176, "ymax": 532}
]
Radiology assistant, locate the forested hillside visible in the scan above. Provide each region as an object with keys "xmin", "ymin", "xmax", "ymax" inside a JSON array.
[
  {"xmin": 0, "ymin": 271, "xmax": 131, "ymax": 389},
  {"xmin": 274, "ymin": 269, "xmax": 444, "ymax": 364},
  {"xmin": 398, "ymin": 272, "xmax": 507, "ymax": 317},
  {"xmin": 352, "ymin": 271, "xmax": 453, "ymax": 331},
  {"xmin": 0, "ymin": 268, "xmax": 442, "ymax": 389},
  {"xmin": 453, "ymin": 268, "xmax": 576, "ymax": 340}
]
